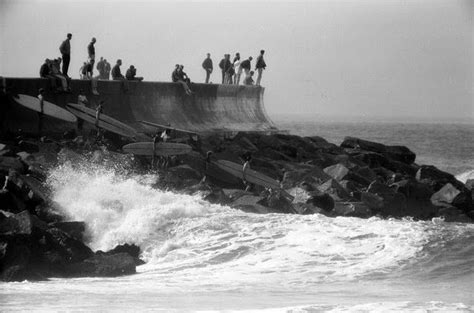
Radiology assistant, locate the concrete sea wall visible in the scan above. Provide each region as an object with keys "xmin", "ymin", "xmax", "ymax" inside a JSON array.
[{"xmin": 0, "ymin": 78, "xmax": 277, "ymax": 135}]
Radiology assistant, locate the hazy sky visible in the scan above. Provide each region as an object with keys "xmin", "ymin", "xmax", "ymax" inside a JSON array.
[{"xmin": 0, "ymin": 0, "xmax": 472, "ymax": 120}]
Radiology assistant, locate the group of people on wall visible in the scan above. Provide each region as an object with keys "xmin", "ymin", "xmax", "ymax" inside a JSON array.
[
  {"xmin": 201, "ymin": 50, "xmax": 267, "ymax": 86},
  {"xmin": 39, "ymin": 33, "xmax": 267, "ymax": 95}
]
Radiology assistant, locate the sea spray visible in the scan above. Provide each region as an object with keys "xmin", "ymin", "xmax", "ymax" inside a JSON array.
[{"xmin": 46, "ymin": 162, "xmax": 474, "ymax": 289}]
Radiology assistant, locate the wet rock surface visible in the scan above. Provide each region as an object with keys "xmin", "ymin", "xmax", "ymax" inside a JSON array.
[{"xmin": 0, "ymin": 129, "xmax": 472, "ymax": 281}]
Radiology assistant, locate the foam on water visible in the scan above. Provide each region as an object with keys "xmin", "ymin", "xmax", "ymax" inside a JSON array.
[{"xmin": 1, "ymin": 162, "xmax": 471, "ymax": 311}]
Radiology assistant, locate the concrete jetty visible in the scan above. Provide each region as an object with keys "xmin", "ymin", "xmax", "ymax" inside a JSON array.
[{"xmin": 1, "ymin": 78, "xmax": 278, "ymax": 135}]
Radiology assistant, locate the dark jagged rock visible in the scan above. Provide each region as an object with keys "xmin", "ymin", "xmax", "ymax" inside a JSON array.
[
  {"xmin": 306, "ymin": 192, "xmax": 334, "ymax": 211},
  {"xmin": 341, "ymin": 137, "xmax": 416, "ymax": 164},
  {"xmin": 416, "ymin": 165, "xmax": 464, "ymax": 191},
  {"xmin": 67, "ymin": 253, "xmax": 136, "ymax": 277},
  {"xmin": 100, "ymin": 243, "xmax": 145, "ymax": 266},
  {"xmin": 333, "ymin": 202, "xmax": 372, "ymax": 218},
  {"xmin": 0, "ymin": 156, "xmax": 25, "ymax": 174},
  {"xmin": 49, "ymin": 222, "xmax": 86, "ymax": 241}
]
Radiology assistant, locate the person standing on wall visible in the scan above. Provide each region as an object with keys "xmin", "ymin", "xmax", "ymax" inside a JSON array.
[
  {"xmin": 202, "ymin": 53, "xmax": 213, "ymax": 84},
  {"xmin": 255, "ymin": 50, "xmax": 266, "ymax": 86},
  {"xmin": 59, "ymin": 33, "xmax": 72, "ymax": 77},
  {"xmin": 88, "ymin": 37, "xmax": 96, "ymax": 76}
]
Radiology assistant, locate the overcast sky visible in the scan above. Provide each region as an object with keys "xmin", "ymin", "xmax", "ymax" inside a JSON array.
[{"xmin": 0, "ymin": 0, "xmax": 472, "ymax": 120}]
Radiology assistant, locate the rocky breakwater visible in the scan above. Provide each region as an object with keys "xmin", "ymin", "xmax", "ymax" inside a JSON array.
[
  {"xmin": 0, "ymin": 136, "xmax": 143, "ymax": 282},
  {"xmin": 177, "ymin": 133, "xmax": 473, "ymax": 222},
  {"xmin": 1, "ymin": 131, "xmax": 473, "ymax": 281}
]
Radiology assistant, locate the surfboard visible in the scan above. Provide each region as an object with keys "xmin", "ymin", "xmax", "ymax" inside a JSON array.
[
  {"xmin": 215, "ymin": 160, "xmax": 281, "ymax": 190},
  {"xmin": 13, "ymin": 94, "xmax": 77, "ymax": 123},
  {"xmin": 139, "ymin": 120, "xmax": 198, "ymax": 136},
  {"xmin": 66, "ymin": 103, "xmax": 138, "ymax": 138},
  {"xmin": 122, "ymin": 142, "xmax": 192, "ymax": 156}
]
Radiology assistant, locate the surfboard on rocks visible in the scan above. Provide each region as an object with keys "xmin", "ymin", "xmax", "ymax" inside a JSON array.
[
  {"xmin": 66, "ymin": 103, "xmax": 138, "ymax": 139},
  {"xmin": 13, "ymin": 94, "xmax": 77, "ymax": 123},
  {"xmin": 122, "ymin": 142, "xmax": 192, "ymax": 157}
]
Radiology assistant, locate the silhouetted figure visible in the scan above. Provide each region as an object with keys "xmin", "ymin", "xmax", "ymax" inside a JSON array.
[
  {"xmin": 244, "ymin": 71, "xmax": 255, "ymax": 86},
  {"xmin": 96, "ymin": 57, "xmax": 105, "ymax": 79},
  {"xmin": 233, "ymin": 52, "xmax": 241, "ymax": 85},
  {"xmin": 219, "ymin": 54, "xmax": 231, "ymax": 84},
  {"xmin": 202, "ymin": 53, "xmax": 213, "ymax": 83},
  {"xmin": 87, "ymin": 37, "xmax": 96, "ymax": 76},
  {"xmin": 104, "ymin": 59, "xmax": 111, "ymax": 80},
  {"xmin": 111, "ymin": 59, "xmax": 125, "ymax": 80},
  {"xmin": 59, "ymin": 33, "xmax": 72, "ymax": 76},
  {"xmin": 255, "ymin": 50, "xmax": 266, "ymax": 86},
  {"xmin": 240, "ymin": 57, "xmax": 253, "ymax": 83},
  {"xmin": 126, "ymin": 65, "xmax": 144, "ymax": 81}
]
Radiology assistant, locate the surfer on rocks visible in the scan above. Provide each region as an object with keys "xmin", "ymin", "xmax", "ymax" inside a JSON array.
[
  {"xmin": 37, "ymin": 88, "xmax": 45, "ymax": 135},
  {"xmin": 242, "ymin": 151, "xmax": 253, "ymax": 191}
]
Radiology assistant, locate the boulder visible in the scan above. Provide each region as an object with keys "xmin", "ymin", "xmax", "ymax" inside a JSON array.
[
  {"xmin": 323, "ymin": 163, "xmax": 371, "ymax": 186},
  {"xmin": 0, "ymin": 156, "xmax": 25, "ymax": 174},
  {"xmin": 258, "ymin": 191, "xmax": 296, "ymax": 214},
  {"xmin": 231, "ymin": 195, "xmax": 275, "ymax": 214},
  {"xmin": 306, "ymin": 192, "xmax": 334, "ymax": 211},
  {"xmin": 102, "ymin": 243, "xmax": 144, "ymax": 266},
  {"xmin": 341, "ymin": 137, "xmax": 416, "ymax": 164},
  {"xmin": 18, "ymin": 140, "xmax": 39, "ymax": 153},
  {"xmin": 416, "ymin": 165, "xmax": 464, "ymax": 191},
  {"xmin": 0, "ymin": 210, "xmax": 47, "ymax": 235},
  {"xmin": 68, "ymin": 253, "xmax": 136, "ymax": 277},
  {"xmin": 431, "ymin": 183, "xmax": 460, "ymax": 205},
  {"xmin": 361, "ymin": 192, "xmax": 384, "ymax": 210},
  {"xmin": 317, "ymin": 178, "xmax": 352, "ymax": 201},
  {"xmin": 49, "ymin": 221, "xmax": 86, "ymax": 241},
  {"xmin": 333, "ymin": 202, "xmax": 372, "ymax": 218}
]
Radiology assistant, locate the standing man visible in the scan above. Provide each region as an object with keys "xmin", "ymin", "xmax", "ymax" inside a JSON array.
[
  {"xmin": 219, "ymin": 54, "xmax": 231, "ymax": 84},
  {"xmin": 233, "ymin": 52, "xmax": 241, "ymax": 85},
  {"xmin": 240, "ymin": 56, "xmax": 253, "ymax": 83},
  {"xmin": 255, "ymin": 50, "xmax": 266, "ymax": 86},
  {"xmin": 202, "ymin": 53, "xmax": 213, "ymax": 84},
  {"xmin": 104, "ymin": 59, "xmax": 111, "ymax": 80},
  {"xmin": 96, "ymin": 57, "xmax": 105, "ymax": 79},
  {"xmin": 88, "ymin": 37, "xmax": 96, "ymax": 76},
  {"xmin": 59, "ymin": 33, "xmax": 72, "ymax": 76},
  {"xmin": 111, "ymin": 59, "xmax": 124, "ymax": 80}
]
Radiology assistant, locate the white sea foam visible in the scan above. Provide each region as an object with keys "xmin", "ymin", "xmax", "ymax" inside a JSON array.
[{"xmin": 10, "ymin": 162, "xmax": 465, "ymax": 311}]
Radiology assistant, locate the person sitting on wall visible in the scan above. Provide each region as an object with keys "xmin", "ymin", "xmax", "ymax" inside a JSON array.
[
  {"xmin": 243, "ymin": 71, "xmax": 255, "ymax": 86},
  {"xmin": 50, "ymin": 58, "xmax": 69, "ymax": 91},
  {"xmin": 111, "ymin": 59, "xmax": 125, "ymax": 80},
  {"xmin": 39, "ymin": 59, "xmax": 58, "ymax": 91},
  {"xmin": 125, "ymin": 65, "xmax": 144, "ymax": 81},
  {"xmin": 171, "ymin": 64, "xmax": 180, "ymax": 82},
  {"xmin": 174, "ymin": 65, "xmax": 193, "ymax": 95}
]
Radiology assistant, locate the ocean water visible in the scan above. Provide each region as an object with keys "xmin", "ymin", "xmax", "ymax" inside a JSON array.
[{"xmin": 1, "ymin": 118, "xmax": 474, "ymax": 312}]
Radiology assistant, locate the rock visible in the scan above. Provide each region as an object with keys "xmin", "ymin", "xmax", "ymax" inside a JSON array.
[
  {"xmin": 231, "ymin": 195, "xmax": 274, "ymax": 214},
  {"xmin": 258, "ymin": 191, "xmax": 295, "ymax": 214},
  {"xmin": 333, "ymin": 202, "xmax": 372, "ymax": 218},
  {"xmin": 430, "ymin": 183, "xmax": 472, "ymax": 213},
  {"xmin": 293, "ymin": 203, "xmax": 324, "ymax": 215},
  {"xmin": 102, "ymin": 243, "xmax": 144, "ymax": 266},
  {"xmin": 361, "ymin": 192, "xmax": 384, "ymax": 210},
  {"xmin": 49, "ymin": 222, "xmax": 86, "ymax": 241},
  {"xmin": 431, "ymin": 183, "xmax": 460, "ymax": 205},
  {"xmin": 0, "ymin": 190, "xmax": 19, "ymax": 213},
  {"xmin": 202, "ymin": 188, "xmax": 231, "ymax": 205},
  {"xmin": 437, "ymin": 206, "xmax": 473, "ymax": 223},
  {"xmin": 0, "ymin": 156, "xmax": 25, "ymax": 174},
  {"xmin": 416, "ymin": 165, "xmax": 464, "ymax": 191},
  {"xmin": 324, "ymin": 163, "xmax": 349, "ymax": 181},
  {"xmin": 341, "ymin": 137, "xmax": 416, "ymax": 164},
  {"xmin": 18, "ymin": 140, "xmax": 39, "ymax": 153},
  {"xmin": 306, "ymin": 192, "xmax": 334, "ymax": 211},
  {"xmin": 0, "ymin": 210, "xmax": 47, "ymax": 235},
  {"xmin": 68, "ymin": 253, "xmax": 136, "ymax": 277},
  {"xmin": 45, "ymin": 228, "xmax": 93, "ymax": 264},
  {"xmin": 465, "ymin": 179, "xmax": 474, "ymax": 191},
  {"xmin": 317, "ymin": 178, "xmax": 351, "ymax": 201}
]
